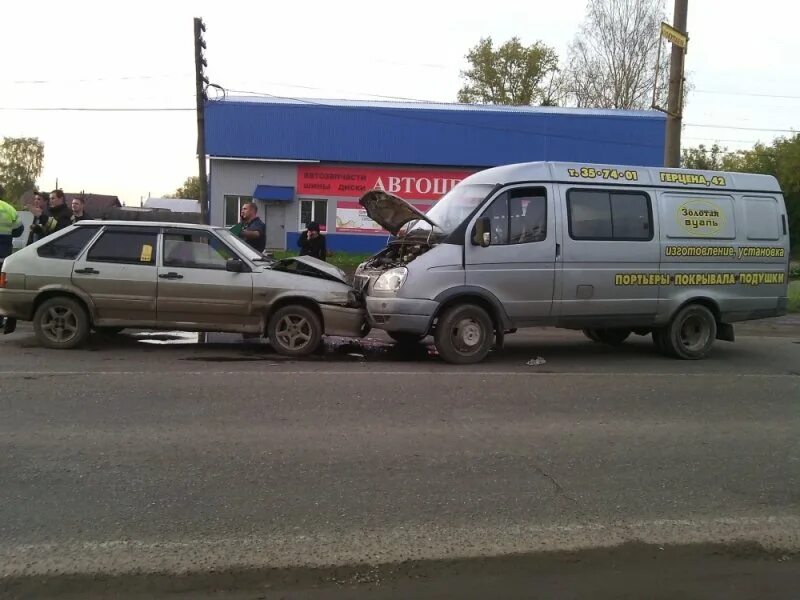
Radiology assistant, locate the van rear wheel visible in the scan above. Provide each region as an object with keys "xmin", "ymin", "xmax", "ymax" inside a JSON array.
[
  {"xmin": 434, "ymin": 304, "xmax": 494, "ymax": 364},
  {"xmin": 663, "ymin": 304, "xmax": 717, "ymax": 360}
]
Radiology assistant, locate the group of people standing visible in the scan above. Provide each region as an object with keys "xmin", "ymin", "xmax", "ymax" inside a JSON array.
[
  {"xmin": 233, "ymin": 202, "xmax": 328, "ymax": 261},
  {"xmin": 0, "ymin": 186, "xmax": 93, "ymax": 262},
  {"xmin": 27, "ymin": 189, "xmax": 91, "ymax": 245}
]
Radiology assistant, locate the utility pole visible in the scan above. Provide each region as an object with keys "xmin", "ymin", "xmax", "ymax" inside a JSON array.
[
  {"xmin": 664, "ymin": 0, "xmax": 688, "ymax": 167},
  {"xmin": 193, "ymin": 17, "xmax": 209, "ymax": 223}
]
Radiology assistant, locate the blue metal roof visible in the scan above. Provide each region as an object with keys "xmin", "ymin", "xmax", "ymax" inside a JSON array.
[
  {"xmin": 206, "ymin": 96, "xmax": 666, "ymax": 167},
  {"xmin": 253, "ymin": 184, "xmax": 294, "ymax": 201}
]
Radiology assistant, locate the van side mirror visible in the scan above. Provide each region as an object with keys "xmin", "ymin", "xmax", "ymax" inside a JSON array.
[
  {"xmin": 226, "ymin": 258, "xmax": 245, "ymax": 273},
  {"xmin": 472, "ymin": 216, "xmax": 492, "ymax": 247}
]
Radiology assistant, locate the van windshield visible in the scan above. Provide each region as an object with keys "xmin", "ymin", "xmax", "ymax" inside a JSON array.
[{"xmin": 402, "ymin": 183, "xmax": 496, "ymax": 237}]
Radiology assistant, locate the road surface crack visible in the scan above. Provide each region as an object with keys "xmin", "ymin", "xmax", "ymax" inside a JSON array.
[{"xmin": 530, "ymin": 463, "xmax": 578, "ymax": 504}]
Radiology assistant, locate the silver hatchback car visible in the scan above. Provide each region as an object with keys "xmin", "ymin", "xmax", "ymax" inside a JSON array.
[{"xmin": 0, "ymin": 221, "xmax": 367, "ymax": 355}]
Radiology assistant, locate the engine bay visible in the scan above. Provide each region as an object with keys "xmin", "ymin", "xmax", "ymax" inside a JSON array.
[{"xmin": 359, "ymin": 241, "xmax": 433, "ymax": 272}]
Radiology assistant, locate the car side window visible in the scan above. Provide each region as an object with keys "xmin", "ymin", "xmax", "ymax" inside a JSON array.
[
  {"xmin": 483, "ymin": 187, "xmax": 547, "ymax": 246},
  {"xmin": 163, "ymin": 232, "xmax": 235, "ymax": 270},
  {"xmin": 86, "ymin": 230, "xmax": 158, "ymax": 265},
  {"xmin": 37, "ymin": 226, "xmax": 100, "ymax": 260}
]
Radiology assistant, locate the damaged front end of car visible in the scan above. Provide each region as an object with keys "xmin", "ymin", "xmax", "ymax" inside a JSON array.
[{"xmin": 263, "ymin": 255, "xmax": 369, "ymax": 338}]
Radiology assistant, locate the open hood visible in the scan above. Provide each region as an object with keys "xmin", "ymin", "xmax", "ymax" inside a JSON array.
[
  {"xmin": 358, "ymin": 190, "xmax": 440, "ymax": 236},
  {"xmin": 270, "ymin": 255, "xmax": 350, "ymax": 284}
]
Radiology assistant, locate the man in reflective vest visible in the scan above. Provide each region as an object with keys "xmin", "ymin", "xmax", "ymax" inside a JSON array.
[
  {"xmin": 0, "ymin": 184, "xmax": 25, "ymax": 330},
  {"xmin": 0, "ymin": 184, "xmax": 25, "ymax": 261}
]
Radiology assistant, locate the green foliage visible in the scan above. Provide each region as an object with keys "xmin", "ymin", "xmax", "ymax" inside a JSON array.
[
  {"xmin": 721, "ymin": 135, "xmax": 800, "ymax": 251},
  {"xmin": 169, "ymin": 176, "xmax": 202, "ymax": 200},
  {"xmin": 788, "ymin": 281, "xmax": 800, "ymax": 313},
  {"xmin": 681, "ymin": 143, "xmax": 727, "ymax": 171},
  {"xmin": 457, "ymin": 37, "xmax": 561, "ymax": 106},
  {"xmin": 0, "ymin": 137, "xmax": 45, "ymax": 207}
]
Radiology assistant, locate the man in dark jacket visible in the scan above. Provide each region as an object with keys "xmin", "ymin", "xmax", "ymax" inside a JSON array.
[
  {"xmin": 297, "ymin": 221, "xmax": 327, "ymax": 261},
  {"xmin": 70, "ymin": 196, "xmax": 91, "ymax": 223},
  {"xmin": 27, "ymin": 192, "xmax": 50, "ymax": 245},
  {"xmin": 30, "ymin": 189, "xmax": 72, "ymax": 239}
]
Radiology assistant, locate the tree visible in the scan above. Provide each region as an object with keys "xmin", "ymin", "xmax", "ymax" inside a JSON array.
[
  {"xmin": 683, "ymin": 135, "xmax": 800, "ymax": 250},
  {"xmin": 457, "ymin": 37, "xmax": 561, "ymax": 106},
  {"xmin": 681, "ymin": 144, "xmax": 728, "ymax": 171},
  {"xmin": 564, "ymin": 0, "xmax": 669, "ymax": 109},
  {"xmin": 0, "ymin": 137, "xmax": 45, "ymax": 207},
  {"xmin": 169, "ymin": 175, "xmax": 201, "ymax": 200},
  {"xmin": 720, "ymin": 135, "xmax": 800, "ymax": 250}
]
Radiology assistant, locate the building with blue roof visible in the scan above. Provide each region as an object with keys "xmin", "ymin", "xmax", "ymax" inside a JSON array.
[{"xmin": 206, "ymin": 96, "xmax": 666, "ymax": 253}]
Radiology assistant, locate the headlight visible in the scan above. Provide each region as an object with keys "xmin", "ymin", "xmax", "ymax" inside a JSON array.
[{"xmin": 374, "ymin": 267, "xmax": 408, "ymax": 292}]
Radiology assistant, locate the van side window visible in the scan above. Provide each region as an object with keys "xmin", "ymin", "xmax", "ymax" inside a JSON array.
[
  {"xmin": 483, "ymin": 187, "xmax": 547, "ymax": 246},
  {"xmin": 567, "ymin": 189, "xmax": 652, "ymax": 241},
  {"xmin": 744, "ymin": 196, "xmax": 780, "ymax": 241}
]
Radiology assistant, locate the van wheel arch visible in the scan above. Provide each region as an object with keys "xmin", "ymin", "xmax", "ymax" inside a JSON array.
[{"xmin": 430, "ymin": 292, "xmax": 506, "ymax": 336}]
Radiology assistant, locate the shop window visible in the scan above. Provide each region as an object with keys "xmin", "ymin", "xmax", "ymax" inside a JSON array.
[
  {"xmin": 300, "ymin": 199, "xmax": 328, "ymax": 229},
  {"xmin": 224, "ymin": 195, "xmax": 253, "ymax": 227}
]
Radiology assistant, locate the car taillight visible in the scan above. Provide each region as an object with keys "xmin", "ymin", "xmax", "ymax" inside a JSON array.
[{"xmin": 0, "ymin": 272, "xmax": 6, "ymax": 288}]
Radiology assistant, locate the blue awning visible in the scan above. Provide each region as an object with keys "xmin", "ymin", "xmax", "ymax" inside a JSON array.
[{"xmin": 253, "ymin": 185, "xmax": 294, "ymax": 202}]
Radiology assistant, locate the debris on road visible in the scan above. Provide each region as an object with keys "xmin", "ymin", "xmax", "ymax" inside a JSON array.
[{"xmin": 527, "ymin": 356, "xmax": 547, "ymax": 366}]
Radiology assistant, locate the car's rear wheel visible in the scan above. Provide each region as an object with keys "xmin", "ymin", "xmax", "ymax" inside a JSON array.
[
  {"xmin": 388, "ymin": 331, "xmax": 425, "ymax": 345},
  {"xmin": 33, "ymin": 296, "xmax": 90, "ymax": 349},
  {"xmin": 434, "ymin": 304, "xmax": 494, "ymax": 364},
  {"xmin": 663, "ymin": 304, "xmax": 717, "ymax": 360},
  {"xmin": 268, "ymin": 304, "xmax": 323, "ymax": 357}
]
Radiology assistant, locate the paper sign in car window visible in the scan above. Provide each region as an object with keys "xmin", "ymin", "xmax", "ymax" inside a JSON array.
[{"xmin": 140, "ymin": 244, "xmax": 153, "ymax": 262}]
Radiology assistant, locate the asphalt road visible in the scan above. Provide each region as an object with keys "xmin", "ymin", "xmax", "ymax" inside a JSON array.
[{"xmin": 1, "ymin": 321, "xmax": 799, "ymax": 597}]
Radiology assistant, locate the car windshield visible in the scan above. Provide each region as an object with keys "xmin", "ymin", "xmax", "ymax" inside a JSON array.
[
  {"xmin": 401, "ymin": 183, "xmax": 496, "ymax": 237},
  {"xmin": 214, "ymin": 228, "xmax": 270, "ymax": 262}
]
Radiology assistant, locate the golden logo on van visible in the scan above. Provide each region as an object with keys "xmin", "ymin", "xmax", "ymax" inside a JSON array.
[{"xmin": 677, "ymin": 199, "xmax": 726, "ymax": 237}]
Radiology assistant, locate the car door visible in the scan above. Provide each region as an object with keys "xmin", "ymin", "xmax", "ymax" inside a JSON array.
[
  {"xmin": 157, "ymin": 228, "xmax": 257, "ymax": 329},
  {"xmin": 558, "ymin": 186, "xmax": 660, "ymax": 321},
  {"xmin": 71, "ymin": 226, "xmax": 159, "ymax": 323},
  {"xmin": 464, "ymin": 185, "xmax": 556, "ymax": 321}
]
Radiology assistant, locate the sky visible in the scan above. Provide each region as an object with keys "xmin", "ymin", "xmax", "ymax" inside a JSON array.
[{"xmin": 1, "ymin": 0, "xmax": 798, "ymax": 205}]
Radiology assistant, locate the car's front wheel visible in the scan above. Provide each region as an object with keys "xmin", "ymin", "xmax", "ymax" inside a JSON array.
[
  {"xmin": 434, "ymin": 303, "xmax": 494, "ymax": 364},
  {"xmin": 33, "ymin": 296, "xmax": 90, "ymax": 349},
  {"xmin": 268, "ymin": 304, "xmax": 323, "ymax": 357}
]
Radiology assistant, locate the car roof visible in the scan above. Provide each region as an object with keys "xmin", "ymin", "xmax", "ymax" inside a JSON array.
[{"xmin": 75, "ymin": 220, "xmax": 218, "ymax": 230}]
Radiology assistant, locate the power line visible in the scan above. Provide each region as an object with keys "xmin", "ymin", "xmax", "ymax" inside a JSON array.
[
  {"xmin": 0, "ymin": 107, "xmax": 193, "ymax": 112},
  {"xmin": 692, "ymin": 89, "xmax": 800, "ymax": 100},
  {"xmin": 685, "ymin": 122, "xmax": 797, "ymax": 133},
  {"xmin": 5, "ymin": 74, "xmax": 190, "ymax": 85}
]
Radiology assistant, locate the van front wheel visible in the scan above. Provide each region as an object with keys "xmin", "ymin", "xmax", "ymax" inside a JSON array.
[
  {"xmin": 664, "ymin": 304, "xmax": 717, "ymax": 360},
  {"xmin": 434, "ymin": 304, "xmax": 494, "ymax": 364}
]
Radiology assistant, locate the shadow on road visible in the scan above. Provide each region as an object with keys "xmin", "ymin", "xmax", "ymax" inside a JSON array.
[{"xmin": 3, "ymin": 542, "xmax": 797, "ymax": 599}]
